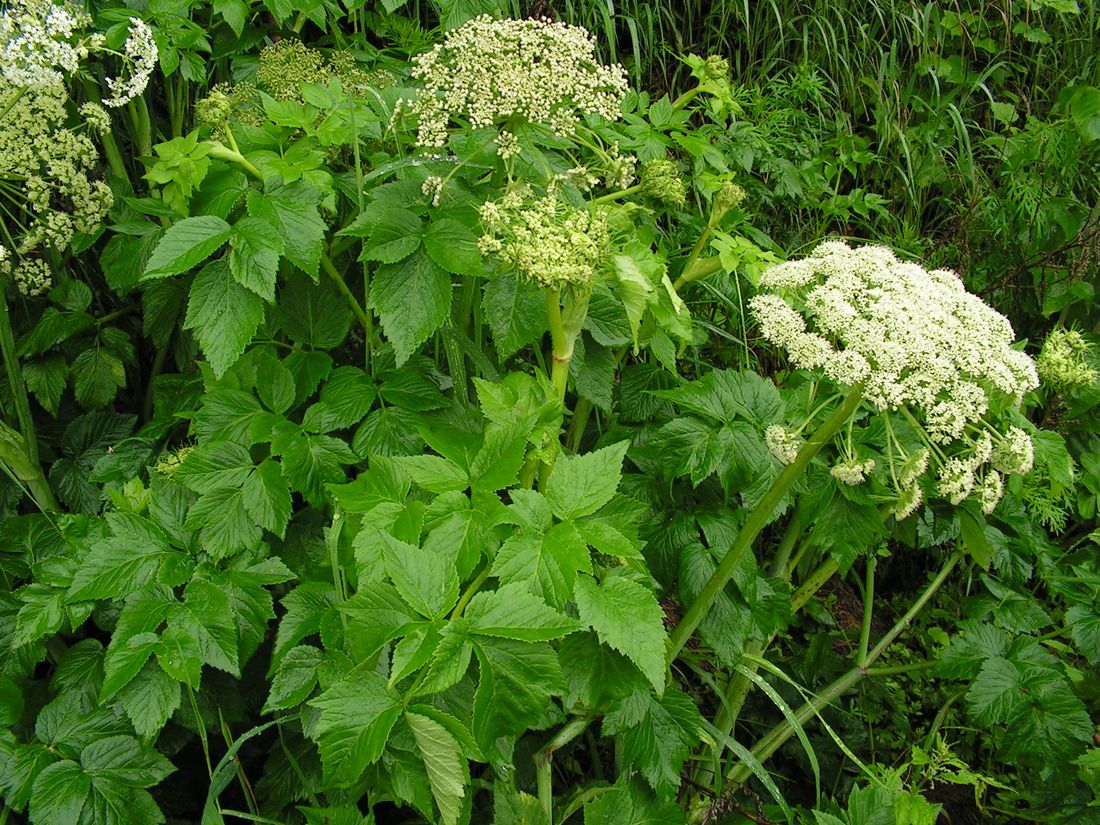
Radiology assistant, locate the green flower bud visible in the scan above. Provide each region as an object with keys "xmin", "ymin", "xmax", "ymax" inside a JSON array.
[
  {"xmin": 1037, "ymin": 327, "xmax": 1098, "ymax": 393},
  {"xmin": 715, "ymin": 181, "xmax": 746, "ymax": 213},
  {"xmin": 704, "ymin": 55, "xmax": 731, "ymax": 82},
  {"xmin": 640, "ymin": 158, "xmax": 687, "ymax": 208},
  {"xmin": 195, "ymin": 89, "xmax": 233, "ymax": 128}
]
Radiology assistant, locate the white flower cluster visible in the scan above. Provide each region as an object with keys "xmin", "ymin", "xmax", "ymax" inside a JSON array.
[
  {"xmin": 0, "ymin": 0, "xmax": 93, "ymax": 88},
  {"xmin": 830, "ymin": 457, "xmax": 875, "ymax": 485},
  {"xmin": 1, "ymin": 80, "xmax": 113, "ymax": 256},
  {"xmin": 12, "ymin": 257, "xmax": 52, "ymax": 297},
  {"xmin": 102, "ymin": 17, "xmax": 157, "ymax": 107},
  {"xmin": 407, "ymin": 15, "xmax": 628, "ymax": 148},
  {"xmin": 751, "ymin": 241, "xmax": 1038, "ymax": 437},
  {"xmin": 752, "ymin": 241, "xmax": 1040, "ymax": 517},
  {"xmin": 478, "ymin": 181, "xmax": 609, "ymax": 289},
  {"xmin": 765, "ymin": 424, "xmax": 801, "ymax": 465}
]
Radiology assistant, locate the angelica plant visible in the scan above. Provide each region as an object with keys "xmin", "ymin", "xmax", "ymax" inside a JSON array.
[{"xmin": 670, "ymin": 240, "xmax": 1040, "ymax": 658}]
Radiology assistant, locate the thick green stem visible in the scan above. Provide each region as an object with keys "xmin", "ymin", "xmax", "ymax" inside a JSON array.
[
  {"xmin": 0, "ymin": 288, "xmax": 38, "ymax": 467},
  {"xmin": 673, "ymin": 255, "xmax": 723, "ymax": 291},
  {"xmin": 857, "ymin": 555, "xmax": 877, "ymax": 669},
  {"xmin": 789, "ymin": 557, "xmax": 840, "ymax": 615},
  {"xmin": 534, "ymin": 717, "xmax": 590, "ymax": 821},
  {"xmin": 668, "ymin": 387, "xmax": 865, "ymax": 662},
  {"xmin": 725, "ymin": 551, "xmax": 962, "ymax": 787},
  {"xmin": 547, "ymin": 289, "xmax": 571, "ymax": 403}
]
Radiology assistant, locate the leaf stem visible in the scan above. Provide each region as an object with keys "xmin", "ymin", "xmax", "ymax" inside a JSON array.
[
  {"xmin": 450, "ymin": 564, "xmax": 491, "ymax": 620},
  {"xmin": 320, "ymin": 251, "xmax": 372, "ymax": 334},
  {"xmin": 857, "ymin": 555, "xmax": 877, "ymax": 669},
  {"xmin": 668, "ymin": 386, "xmax": 865, "ymax": 663},
  {"xmin": 534, "ymin": 717, "xmax": 590, "ymax": 821}
]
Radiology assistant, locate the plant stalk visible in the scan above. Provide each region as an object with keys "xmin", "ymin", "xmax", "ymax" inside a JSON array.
[
  {"xmin": 725, "ymin": 551, "xmax": 962, "ymax": 787},
  {"xmin": 534, "ymin": 717, "xmax": 590, "ymax": 821}
]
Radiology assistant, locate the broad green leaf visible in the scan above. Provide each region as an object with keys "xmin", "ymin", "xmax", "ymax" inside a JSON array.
[
  {"xmin": 466, "ymin": 582, "xmax": 581, "ymax": 641},
  {"xmin": 613, "ymin": 254, "xmax": 656, "ymax": 349},
  {"xmin": 414, "ymin": 622, "xmax": 473, "ymax": 695},
  {"xmin": 184, "ymin": 484, "xmax": 263, "ymax": 560},
  {"xmin": 653, "ymin": 369, "xmax": 783, "ymax": 427},
  {"xmin": 350, "ymin": 206, "xmax": 423, "ymax": 264},
  {"xmin": 309, "ymin": 670, "xmax": 402, "ymax": 786},
  {"xmin": 575, "ymin": 518, "xmax": 644, "ymax": 560},
  {"xmin": 246, "ymin": 184, "xmax": 326, "ymax": 279},
  {"xmin": 143, "ymin": 215, "xmax": 231, "ymax": 279},
  {"xmin": 30, "ymin": 760, "xmax": 89, "ymax": 823},
  {"xmin": 423, "ymin": 217, "xmax": 483, "ymax": 276},
  {"xmin": 80, "ymin": 735, "xmax": 174, "ymax": 786},
  {"xmin": 67, "ymin": 514, "xmax": 175, "ymax": 601},
  {"xmin": 340, "ymin": 582, "xmax": 419, "ymax": 659},
  {"xmin": 23, "ymin": 354, "xmax": 67, "ymax": 415},
  {"xmin": 173, "ymin": 579, "xmax": 240, "ymax": 675},
  {"xmin": 544, "ymin": 441, "xmax": 629, "ymax": 521},
  {"xmin": 273, "ymin": 582, "xmax": 338, "ymax": 667},
  {"xmin": 184, "ymin": 260, "xmax": 266, "ymax": 378},
  {"xmin": 302, "ymin": 367, "xmax": 376, "ymax": 433},
  {"xmin": 354, "ymin": 407, "xmax": 424, "ymax": 457},
  {"xmin": 371, "ymin": 252, "xmax": 453, "ymax": 367},
  {"xmin": 242, "ymin": 459, "xmax": 292, "ymax": 538},
  {"xmin": 393, "ymin": 455, "xmax": 469, "ymax": 493},
  {"xmin": 271, "ymin": 421, "xmax": 358, "ymax": 507},
  {"xmin": 383, "ymin": 533, "xmax": 460, "ymax": 620},
  {"xmin": 472, "ymin": 639, "xmax": 563, "ymax": 748},
  {"xmin": 12, "ymin": 584, "xmax": 65, "ymax": 647},
  {"xmin": 275, "ymin": 277, "xmax": 353, "ymax": 350},
  {"xmin": 265, "ymin": 645, "xmax": 324, "ymax": 712},
  {"xmin": 155, "ymin": 625, "xmax": 203, "ymax": 689},
  {"xmin": 390, "ymin": 624, "xmax": 442, "ymax": 687},
  {"xmin": 194, "ymin": 389, "xmax": 266, "ymax": 445},
  {"xmin": 482, "ymin": 275, "xmax": 546, "ymax": 359},
  {"xmin": 115, "ymin": 661, "xmax": 181, "ymax": 738},
  {"xmin": 406, "ymin": 711, "xmax": 468, "ymax": 825},
  {"xmin": 468, "ymin": 422, "xmax": 527, "ymax": 492},
  {"xmin": 559, "ymin": 632, "xmax": 645, "ymax": 712},
  {"xmin": 1, "ymin": 744, "xmax": 56, "ymax": 811},
  {"xmin": 174, "ymin": 441, "xmax": 254, "ymax": 493},
  {"xmin": 575, "ymin": 575, "xmax": 667, "ymax": 693},
  {"xmin": 490, "ymin": 522, "xmax": 591, "ymax": 608},
  {"xmin": 228, "ymin": 216, "xmax": 283, "ymax": 302},
  {"xmin": 603, "ymin": 686, "xmax": 702, "ymax": 798},
  {"xmin": 101, "ymin": 632, "xmax": 161, "ymax": 701},
  {"xmin": 583, "ymin": 780, "xmax": 687, "ymax": 825},
  {"xmin": 71, "ymin": 345, "xmax": 126, "ymax": 409},
  {"xmin": 1067, "ymin": 604, "xmax": 1100, "ymax": 664}
]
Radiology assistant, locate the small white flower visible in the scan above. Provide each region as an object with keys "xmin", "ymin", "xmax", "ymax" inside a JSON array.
[
  {"xmin": 830, "ymin": 457, "xmax": 875, "ymax": 485},
  {"xmin": 765, "ymin": 425, "xmax": 801, "ymax": 465}
]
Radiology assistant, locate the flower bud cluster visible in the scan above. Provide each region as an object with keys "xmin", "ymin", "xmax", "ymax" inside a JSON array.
[
  {"xmin": 478, "ymin": 181, "xmax": 609, "ymax": 289},
  {"xmin": 1036, "ymin": 327, "xmax": 1097, "ymax": 393},
  {"xmin": 752, "ymin": 241, "xmax": 1040, "ymax": 516},
  {"xmin": 765, "ymin": 424, "xmax": 801, "ymax": 465},
  {"xmin": 407, "ymin": 15, "xmax": 628, "ymax": 148},
  {"xmin": 830, "ymin": 457, "xmax": 875, "ymax": 485},
  {"xmin": 640, "ymin": 159, "xmax": 687, "ymax": 208}
]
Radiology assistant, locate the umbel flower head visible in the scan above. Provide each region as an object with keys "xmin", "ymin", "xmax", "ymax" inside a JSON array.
[
  {"xmin": 406, "ymin": 15, "xmax": 629, "ymax": 148},
  {"xmin": 751, "ymin": 240, "xmax": 1040, "ymax": 516},
  {"xmin": 478, "ymin": 179, "xmax": 609, "ymax": 290},
  {"xmin": 0, "ymin": 0, "xmax": 92, "ymax": 88}
]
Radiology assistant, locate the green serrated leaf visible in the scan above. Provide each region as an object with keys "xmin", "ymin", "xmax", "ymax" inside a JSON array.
[
  {"xmin": 184, "ymin": 260, "xmax": 265, "ymax": 378},
  {"xmin": 545, "ymin": 441, "xmax": 629, "ymax": 521},
  {"xmin": 466, "ymin": 582, "xmax": 581, "ymax": 641},
  {"xmin": 143, "ymin": 215, "xmax": 231, "ymax": 279},
  {"xmin": 371, "ymin": 252, "xmax": 453, "ymax": 367},
  {"xmin": 406, "ymin": 711, "xmax": 468, "ymax": 825},
  {"xmin": 575, "ymin": 575, "xmax": 667, "ymax": 693},
  {"xmin": 309, "ymin": 670, "xmax": 402, "ymax": 787},
  {"xmin": 482, "ymin": 275, "xmax": 546, "ymax": 359},
  {"xmin": 229, "ymin": 216, "xmax": 283, "ymax": 302},
  {"xmin": 246, "ymin": 184, "xmax": 326, "ymax": 279}
]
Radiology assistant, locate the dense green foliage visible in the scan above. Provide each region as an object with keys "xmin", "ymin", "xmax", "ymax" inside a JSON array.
[{"xmin": 1, "ymin": 1, "xmax": 1099, "ymax": 824}]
